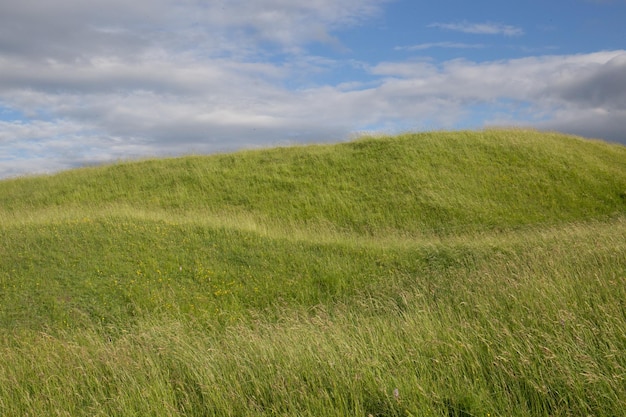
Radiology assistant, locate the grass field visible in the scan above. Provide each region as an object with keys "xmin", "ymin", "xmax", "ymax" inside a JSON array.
[{"xmin": 1, "ymin": 129, "xmax": 625, "ymax": 416}]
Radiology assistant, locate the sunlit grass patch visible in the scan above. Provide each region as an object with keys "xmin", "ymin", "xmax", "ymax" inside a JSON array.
[{"xmin": 0, "ymin": 130, "xmax": 625, "ymax": 416}]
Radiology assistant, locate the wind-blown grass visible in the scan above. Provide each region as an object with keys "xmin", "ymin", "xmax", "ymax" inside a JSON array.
[{"xmin": 0, "ymin": 129, "xmax": 625, "ymax": 416}]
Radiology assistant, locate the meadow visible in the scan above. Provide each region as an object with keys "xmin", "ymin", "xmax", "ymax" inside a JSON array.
[{"xmin": 0, "ymin": 129, "xmax": 625, "ymax": 416}]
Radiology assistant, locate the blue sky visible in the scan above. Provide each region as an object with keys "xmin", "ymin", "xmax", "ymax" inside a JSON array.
[{"xmin": 1, "ymin": 0, "xmax": 625, "ymax": 178}]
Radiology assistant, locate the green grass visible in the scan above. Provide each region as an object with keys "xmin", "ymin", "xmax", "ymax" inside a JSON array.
[{"xmin": 1, "ymin": 129, "xmax": 625, "ymax": 416}]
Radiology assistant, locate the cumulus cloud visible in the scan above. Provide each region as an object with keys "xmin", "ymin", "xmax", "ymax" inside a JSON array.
[
  {"xmin": 370, "ymin": 51, "xmax": 626, "ymax": 140},
  {"xmin": 549, "ymin": 53, "xmax": 626, "ymax": 109},
  {"xmin": 0, "ymin": 0, "xmax": 389, "ymax": 61},
  {"xmin": 370, "ymin": 51, "xmax": 624, "ymax": 100},
  {"xmin": 3, "ymin": 48, "xmax": 626, "ymax": 178}
]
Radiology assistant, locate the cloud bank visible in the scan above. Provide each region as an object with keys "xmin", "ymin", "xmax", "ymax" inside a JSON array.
[{"xmin": 0, "ymin": 1, "xmax": 625, "ymax": 178}]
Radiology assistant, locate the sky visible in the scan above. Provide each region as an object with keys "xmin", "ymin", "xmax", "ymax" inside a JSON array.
[{"xmin": 1, "ymin": 0, "xmax": 625, "ymax": 178}]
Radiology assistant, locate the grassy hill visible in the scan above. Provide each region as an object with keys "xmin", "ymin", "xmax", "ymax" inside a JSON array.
[{"xmin": 1, "ymin": 129, "xmax": 625, "ymax": 416}]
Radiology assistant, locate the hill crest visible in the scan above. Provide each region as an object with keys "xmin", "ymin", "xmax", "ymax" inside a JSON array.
[{"xmin": 1, "ymin": 129, "xmax": 625, "ymax": 236}]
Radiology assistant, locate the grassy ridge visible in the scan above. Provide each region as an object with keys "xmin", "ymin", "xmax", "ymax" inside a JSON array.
[
  {"xmin": 2, "ymin": 129, "xmax": 625, "ymax": 235},
  {"xmin": 1, "ymin": 129, "xmax": 626, "ymax": 416}
]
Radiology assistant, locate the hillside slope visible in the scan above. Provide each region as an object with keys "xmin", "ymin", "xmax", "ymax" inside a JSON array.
[
  {"xmin": 1, "ymin": 129, "xmax": 625, "ymax": 236},
  {"xmin": 1, "ymin": 129, "xmax": 626, "ymax": 416}
]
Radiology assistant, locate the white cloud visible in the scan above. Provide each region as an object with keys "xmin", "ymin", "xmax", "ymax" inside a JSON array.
[
  {"xmin": 548, "ymin": 53, "xmax": 626, "ymax": 109},
  {"xmin": 428, "ymin": 21, "xmax": 524, "ymax": 36},
  {"xmin": 3, "ymin": 49, "xmax": 626, "ymax": 178},
  {"xmin": 395, "ymin": 42, "xmax": 486, "ymax": 51},
  {"xmin": 372, "ymin": 50, "xmax": 625, "ymax": 102},
  {"xmin": 0, "ymin": 0, "xmax": 390, "ymax": 61}
]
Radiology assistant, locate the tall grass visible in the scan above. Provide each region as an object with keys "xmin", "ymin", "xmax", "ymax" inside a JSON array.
[
  {"xmin": 0, "ymin": 130, "xmax": 625, "ymax": 415},
  {"xmin": 2, "ymin": 129, "xmax": 624, "ymax": 235}
]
